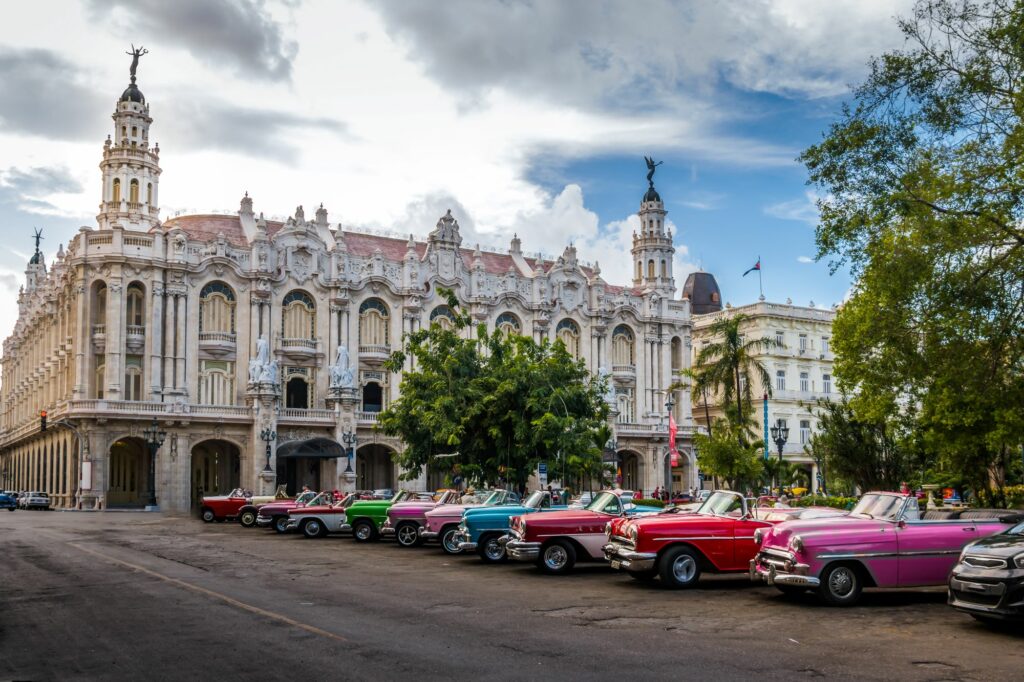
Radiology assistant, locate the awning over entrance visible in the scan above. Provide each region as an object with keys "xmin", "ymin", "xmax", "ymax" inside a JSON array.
[{"xmin": 276, "ymin": 437, "xmax": 345, "ymax": 460}]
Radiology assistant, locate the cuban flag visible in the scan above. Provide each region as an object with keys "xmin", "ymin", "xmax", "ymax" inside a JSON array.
[{"xmin": 743, "ymin": 259, "xmax": 761, "ymax": 277}]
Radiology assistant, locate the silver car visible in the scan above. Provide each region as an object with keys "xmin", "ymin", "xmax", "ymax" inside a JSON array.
[{"xmin": 21, "ymin": 491, "xmax": 50, "ymax": 510}]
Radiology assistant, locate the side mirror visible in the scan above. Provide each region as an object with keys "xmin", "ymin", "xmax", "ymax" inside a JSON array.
[{"xmin": 897, "ymin": 519, "xmax": 907, "ymax": 529}]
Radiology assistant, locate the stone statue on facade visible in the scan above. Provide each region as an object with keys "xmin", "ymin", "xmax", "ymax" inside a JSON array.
[
  {"xmin": 329, "ymin": 345, "xmax": 354, "ymax": 389},
  {"xmin": 248, "ymin": 358, "xmax": 262, "ymax": 384},
  {"xmin": 260, "ymin": 359, "xmax": 279, "ymax": 385}
]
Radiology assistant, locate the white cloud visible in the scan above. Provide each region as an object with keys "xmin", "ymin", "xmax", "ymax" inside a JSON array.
[
  {"xmin": 764, "ymin": 191, "xmax": 820, "ymax": 225},
  {"xmin": 797, "ymin": 255, "xmax": 814, "ymax": 264}
]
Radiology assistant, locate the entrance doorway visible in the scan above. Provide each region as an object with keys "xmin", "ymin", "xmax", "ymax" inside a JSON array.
[
  {"xmin": 618, "ymin": 451, "xmax": 641, "ymax": 493},
  {"xmin": 274, "ymin": 438, "xmax": 345, "ymax": 495},
  {"xmin": 357, "ymin": 444, "xmax": 395, "ymax": 492},
  {"xmin": 286, "ymin": 377, "xmax": 309, "ymax": 409},
  {"xmin": 191, "ymin": 440, "xmax": 241, "ymax": 508},
  {"xmin": 108, "ymin": 437, "xmax": 149, "ymax": 507}
]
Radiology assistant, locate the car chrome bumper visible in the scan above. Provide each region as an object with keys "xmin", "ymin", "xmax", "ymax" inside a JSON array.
[
  {"xmin": 455, "ymin": 530, "xmax": 476, "ymax": 551},
  {"xmin": 255, "ymin": 518, "xmax": 272, "ymax": 527},
  {"xmin": 749, "ymin": 558, "xmax": 819, "ymax": 587},
  {"xmin": 338, "ymin": 523, "xmax": 352, "ymax": 534},
  {"xmin": 949, "ymin": 571, "xmax": 1024, "ymax": 620},
  {"xmin": 419, "ymin": 528, "xmax": 440, "ymax": 539},
  {"xmin": 285, "ymin": 519, "xmax": 300, "ymax": 531},
  {"xmin": 603, "ymin": 543, "xmax": 657, "ymax": 572},
  {"xmin": 506, "ymin": 539, "xmax": 542, "ymax": 561},
  {"xmin": 381, "ymin": 527, "xmax": 396, "ymax": 537}
]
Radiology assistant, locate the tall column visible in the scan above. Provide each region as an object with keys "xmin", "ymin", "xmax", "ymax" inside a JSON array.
[
  {"xmin": 149, "ymin": 281, "xmax": 164, "ymax": 397},
  {"xmin": 74, "ymin": 281, "xmax": 89, "ymax": 398},
  {"xmin": 175, "ymin": 293, "xmax": 187, "ymax": 394},
  {"xmin": 104, "ymin": 278, "xmax": 124, "ymax": 399},
  {"xmin": 162, "ymin": 285, "xmax": 175, "ymax": 392}
]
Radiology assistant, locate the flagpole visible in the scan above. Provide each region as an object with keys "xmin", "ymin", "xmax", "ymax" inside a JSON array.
[{"xmin": 758, "ymin": 254, "xmax": 764, "ymax": 299}]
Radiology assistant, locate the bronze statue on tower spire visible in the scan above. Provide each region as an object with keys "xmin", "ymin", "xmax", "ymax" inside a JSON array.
[{"xmin": 126, "ymin": 44, "xmax": 148, "ymax": 82}]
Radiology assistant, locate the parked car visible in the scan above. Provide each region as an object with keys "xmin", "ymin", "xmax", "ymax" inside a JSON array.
[
  {"xmin": 455, "ymin": 490, "xmax": 568, "ymax": 563},
  {"xmin": 199, "ymin": 488, "xmax": 276, "ymax": 523},
  {"xmin": 569, "ymin": 491, "xmax": 634, "ymax": 509},
  {"xmin": 256, "ymin": 491, "xmax": 334, "ymax": 533},
  {"xmin": 20, "ymin": 491, "xmax": 51, "ymax": 510},
  {"xmin": 381, "ymin": 490, "xmax": 461, "ymax": 547},
  {"xmin": 342, "ymin": 490, "xmax": 434, "ymax": 542},
  {"xmin": 285, "ymin": 494, "xmax": 357, "ymax": 538},
  {"xmin": 421, "ymin": 489, "xmax": 521, "ymax": 554},
  {"xmin": 750, "ymin": 492, "xmax": 1023, "ymax": 605},
  {"xmin": 504, "ymin": 490, "xmax": 661, "ymax": 574},
  {"xmin": 0, "ymin": 492, "xmax": 16, "ymax": 511},
  {"xmin": 605, "ymin": 490, "xmax": 844, "ymax": 588},
  {"xmin": 948, "ymin": 518, "xmax": 1024, "ymax": 622}
]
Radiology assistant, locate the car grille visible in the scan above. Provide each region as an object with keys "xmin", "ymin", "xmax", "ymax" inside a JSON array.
[
  {"xmin": 758, "ymin": 548, "xmax": 796, "ymax": 571},
  {"xmin": 609, "ymin": 535, "xmax": 635, "ymax": 550},
  {"xmin": 962, "ymin": 555, "xmax": 1007, "ymax": 569},
  {"xmin": 952, "ymin": 589, "xmax": 1002, "ymax": 607}
]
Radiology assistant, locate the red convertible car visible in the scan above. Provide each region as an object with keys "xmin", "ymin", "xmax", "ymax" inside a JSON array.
[
  {"xmin": 504, "ymin": 490, "xmax": 661, "ymax": 574},
  {"xmin": 199, "ymin": 488, "xmax": 277, "ymax": 523},
  {"xmin": 604, "ymin": 490, "xmax": 845, "ymax": 588}
]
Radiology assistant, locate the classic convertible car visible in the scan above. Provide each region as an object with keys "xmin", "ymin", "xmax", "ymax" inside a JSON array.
[
  {"xmin": 199, "ymin": 488, "xmax": 277, "ymax": 523},
  {"xmin": 604, "ymin": 490, "xmax": 845, "ymax": 588},
  {"xmin": 285, "ymin": 494, "xmax": 357, "ymax": 538},
  {"xmin": 381, "ymin": 490, "xmax": 461, "ymax": 547},
  {"xmin": 504, "ymin": 490, "xmax": 661, "ymax": 574},
  {"xmin": 751, "ymin": 492, "xmax": 1023, "ymax": 605},
  {"xmin": 421, "ymin": 490, "xmax": 520, "ymax": 554},
  {"xmin": 255, "ymin": 491, "xmax": 333, "ymax": 533},
  {"xmin": 341, "ymin": 490, "xmax": 435, "ymax": 542},
  {"xmin": 456, "ymin": 490, "xmax": 568, "ymax": 563}
]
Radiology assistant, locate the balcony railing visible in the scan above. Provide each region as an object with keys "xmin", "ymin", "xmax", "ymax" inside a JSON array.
[
  {"xmin": 199, "ymin": 331, "xmax": 236, "ymax": 343},
  {"xmin": 358, "ymin": 344, "xmax": 391, "ymax": 364},
  {"xmin": 92, "ymin": 324, "xmax": 106, "ymax": 336},
  {"xmin": 278, "ymin": 408, "xmax": 335, "ymax": 424},
  {"xmin": 612, "ymin": 364, "xmax": 636, "ymax": 377},
  {"xmin": 126, "ymin": 325, "xmax": 145, "ymax": 336},
  {"xmin": 281, "ymin": 337, "xmax": 317, "ymax": 349},
  {"xmin": 357, "ymin": 411, "xmax": 380, "ymax": 424}
]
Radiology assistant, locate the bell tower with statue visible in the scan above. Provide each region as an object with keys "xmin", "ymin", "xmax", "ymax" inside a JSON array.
[
  {"xmin": 631, "ymin": 156, "xmax": 676, "ymax": 293},
  {"xmin": 97, "ymin": 45, "xmax": 162, "ymax": 231}
]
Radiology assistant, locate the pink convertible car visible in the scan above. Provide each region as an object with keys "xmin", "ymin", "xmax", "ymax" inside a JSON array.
[{"xmin": 750, "ymin": 491, "xmax": 1024, "ymax": 605}]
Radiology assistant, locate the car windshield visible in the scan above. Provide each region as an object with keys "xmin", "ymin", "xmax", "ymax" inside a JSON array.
[
  {"xmin": 585, "ymin": 492, "xmax": 622, "ymax": 515},
  {"xmin": 523, "ymin": 491, "xmax": 545, "ymax": 508},
  {"xmin": 392, "ymin": 490, "xmax": 410, "ymax": 503},
  {"xmin": 851, "ymin": 494, "xmax": 905, "ymax": 520},
  {"xmin": 1007, "ymin": 521, "xmax": 1024, "ymax": 535},
  {"xmin": 698, "ymin": 491, "xmax": 745, "ymax": 516}
]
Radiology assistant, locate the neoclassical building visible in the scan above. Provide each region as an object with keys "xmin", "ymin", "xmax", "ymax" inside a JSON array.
[{"xmin": 0, "ymin": 57, "xmax": 702, "ymax": 512}]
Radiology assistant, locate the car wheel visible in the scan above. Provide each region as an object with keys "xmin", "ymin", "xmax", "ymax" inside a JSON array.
[
  {"xmin": 478, "ymin": 534, "xmax": 507, "ymax": 563},
  {"xmin": 200, "ymin": 508, "xmax": 216, "ymax": 523},
  {"xmin": 302, "ymin": 519, "xmax": 325, "ymax": 539},
  {"xmin": 396, "ymin": 522, "xmax": 422, "ymax": 548},
  {"xmin": 816, "ymin": 563, "xmax": 863, "ymax": 606},
  {"xmin": 238, "ymin": 510, "xmax": 257, "ymax": 528},
  {"xmin": 537, "ymin": 540, "xmax": 576, "ymax": 575},
  {"xmin": 273, "ymin": 516, "xmax": 290, "ymax": 534},
  {"xmin": 353, "ymin": 520, "xmax": 378, "ymax": 542},
  {"xmin": 658, "ymin": 546, "xmax": 702, "ymax": 589},
  {"xmin": 440, "ymin": 526, "xmax": 462, "ymax": 555}
]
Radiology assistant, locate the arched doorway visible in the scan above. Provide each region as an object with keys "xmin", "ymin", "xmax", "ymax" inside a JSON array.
[
  {"xmin": 617, "ymin": 450, "xmax": 641, "ymax": 493},
  {"xmin": 275, "ymin": 437, "xmax": 344, "ymax": 496},
  {"xmin": 286, "ymin": 377, "xmax": 309, "ymax": 409},
  {"xmin": 191, "ymin": 440, "xmax": 241, "ymax": 508},
  {"xmin": 357, "ymin": 444, "xmax": 395, "ymax": 492},
  {"xmin": 362, "ymin": 382, "xmax": 383, "ymax": 412},
  {"xmin": 108, "ymin": 437, "xmax": 149, "ymax": 508}
]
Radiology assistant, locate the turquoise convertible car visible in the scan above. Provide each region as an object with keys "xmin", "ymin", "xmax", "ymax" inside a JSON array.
[{"xmin": 455, "ymin": 490, "xmax": 568, "ymax": 562}]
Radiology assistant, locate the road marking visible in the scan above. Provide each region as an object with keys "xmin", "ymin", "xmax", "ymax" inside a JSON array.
[{"xmin": 67, "ymin": 542, "xmax": 347, "ymax": 643}]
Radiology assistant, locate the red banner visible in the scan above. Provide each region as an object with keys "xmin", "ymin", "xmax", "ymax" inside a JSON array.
[{"xmin": 669, "ymin": 414, "xmax": 679, "ymax": 467}]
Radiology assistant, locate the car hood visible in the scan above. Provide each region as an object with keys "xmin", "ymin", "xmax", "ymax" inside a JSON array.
[
  {"xmin": 520, "ymin": 509, "xmax": 608, "ymax": 525},
  {"xmin": 966, "ymin": 532, "xmax": 1024, "ymax": 558},
  {"xmin": 389, "ymin": 501, "xmax": 437, "ymax": 512},
  {"xmin": 765, "ymin": 515, "xmax": 890, "ymax": 547},
  {"xmin": 464, "ymin": 505, "xmax": 532, "ymax": 520},
  {"xmin": 427, "ymin": 503, "xmax": 480, "ymax": 517}
]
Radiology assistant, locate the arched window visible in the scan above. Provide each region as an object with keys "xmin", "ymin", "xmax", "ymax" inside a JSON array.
[
  {"xmin": 131, "ymin": 126, "xmax": 137, "ymax": 137},
  {"xmin": 95, "ymin": 362, "xmax": 106, "ymax": 399},
  {"xmin": 612, "ymin": 324, "xmax": 635, "ymax": 366},
  {"xmin": 647, "ymin": 260, "xmax": 655, "ymax": 279},
  {"xmin": 616, "ymin": 389, "xmax": 635, "ymax": 423},
  {"xmin": 496, "ymin": 312, "xmax": 521, "ymax": 336},
  {"xmin": 199, "ymin": 360, "xmax": 235, "ymax": 405},
  {"xmin": 429, "ymin": 305, "xmax": 454, "ymax": 330},
  {"xmin": 112, "ymin": 178, "xmax": 121, "ymax": 203},
  {"xmin": 635, "ymin": 261, "xmax": 641, "ymax": 280},
  {"xmin": 671, "ymin": 336, "xmax": 683, "ymax": 372},
  {"xmin": 124, "ymin": 358, "xmax": 143, "ymax": 401},
  {"xmin": 362, "ymin": 382, "xmax": 383, "ymax": 412},
  {"xmin": 556, "ymin": 319, "xmax": 580, "ymax": 359},
  {"xmin": 93, "ymin": 283, "xmax": 107, "ymax": 325},
  {"xmin": 126, "ymin": 284, "xmax": 145, "ymax": 328},
  {"xmin": 199, "ymin": 281, "xmax": 236, "ymax": 335},
  {"xmin": 359, "ymin": 298, "xmax": 390, "ymax": 349},
  {"xmin": 129, "ymin": 179, "xmax": 139, "ymax": 204},
  {"xmin": 146, "ymin": 182, "xmax": 152, "ymax": 205},
  {"xmin": 660, "ymin": 260, "xmax": 667, "ymax": 278},
  {"xmin": 282, "ymin": 290, "xmax": 315, "ymax": 340},
  {"xmin": 286, "ymin": 376, "xmax": 309, "ymax": 409}
]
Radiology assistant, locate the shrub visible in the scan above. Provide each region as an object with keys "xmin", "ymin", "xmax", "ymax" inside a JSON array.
[
  {"xmin": 634, "ymin": 498, "xmax": 666, "ymax": 508},
  {"xmin": 793, "ymin": 495, "xmax": 858, "ymax": 510},
  {"xmin": 1004, "ymin": 485, "xmax": 1024, "ymax": 509}
]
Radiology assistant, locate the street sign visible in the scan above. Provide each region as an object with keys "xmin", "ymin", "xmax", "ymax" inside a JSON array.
[{"xmin": 538, "ymin": 461, "xmax": 548, "ymax": 487}]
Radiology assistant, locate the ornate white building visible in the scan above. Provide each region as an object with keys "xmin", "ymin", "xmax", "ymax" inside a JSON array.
[{"xmin": 0, "ymin": 57, "xmax": 701, "ymax": 511}]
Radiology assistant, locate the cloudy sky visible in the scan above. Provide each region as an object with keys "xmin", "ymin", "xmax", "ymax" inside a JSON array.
[{"xmin": 0, "ymin": 0, "xmax": 913, "ymax": 340}]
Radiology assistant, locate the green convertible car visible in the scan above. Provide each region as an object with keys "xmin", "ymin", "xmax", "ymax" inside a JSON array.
[{"xmin": 341, "ymin": 490, "xmax": 435, "ymax": 542}]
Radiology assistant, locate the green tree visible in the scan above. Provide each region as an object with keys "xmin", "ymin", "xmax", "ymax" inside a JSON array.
[
  {"xmin": 694, "ymin": 417, "xmax": 764, "ymax": 491},
  {"xmin": 694, "ymin": 314, "xmax": 778, "ymax": 441},
  {"xmin": 801, "ymin": 0, "xmax": 1024, "ymax": 498},
  {"xmin": 378, "ymin": 289, "xmax": 608, "ymax": 492},
  {"xmin": 806, "ymin": 397, "xmax": 913, "ymax": 492}
]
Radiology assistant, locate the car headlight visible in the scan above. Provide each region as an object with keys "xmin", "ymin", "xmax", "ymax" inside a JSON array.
[
  {"xmin": 1015, "ymin": 552, "xmax": 1024, "ymax": 569},
  {"xmin": 753, "ymin": 529, "xmax": 763, "ymax": 545},
  {"xmin": 605, "ymin": 521, "xmax": 612, "ymax": 536},
  {"xmin": 519, "ymin": 519, "xmax": 526, "ymax": 534},
  {"xmin": 789, "ymin": 535, "xmax": 804, "ymax": 553},
  {"xmin": 628, "ymin": 525, "xmax": 638, "ymax": 542}
]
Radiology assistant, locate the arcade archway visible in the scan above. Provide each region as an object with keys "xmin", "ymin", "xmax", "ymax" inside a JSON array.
[
  {"xmin": 108, "ymin": 437, "xmax": 149, "ymax": 508},
  {"xmin": 617, "ymin": 450, "xmax": 642, "ymax": 493},
  {"xmin": 191, "ymin": 439, "xmax": 241, "ymax": 508},
  {"xmin": 275, "ymin": 437, "xmax": 345, "ymax": 496},
  {"xmin": 357, "ymin": 444, "xmax": 396, "ymax": 492}
]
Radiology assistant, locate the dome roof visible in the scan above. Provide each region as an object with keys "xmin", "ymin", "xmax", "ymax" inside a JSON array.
[
  {"xmin": 682, "ymin": 271, "xmax": 723, "ymax": 315},
  {"xmin": 120, "ymin": 82, "xmax": 145, "ymax": 104},
  {"xmin": 643, "ymin": 186, "xmax": 662, "ymax": 203}
]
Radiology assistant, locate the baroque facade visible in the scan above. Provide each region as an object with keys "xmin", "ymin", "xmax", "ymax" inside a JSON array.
[
  {"xmin": 690, "ymin": 297, "xmax": 837, "ymax": 492},
  {"xmin": 0, "ymin": 60, "xmax": 702, "ymax": 511}
]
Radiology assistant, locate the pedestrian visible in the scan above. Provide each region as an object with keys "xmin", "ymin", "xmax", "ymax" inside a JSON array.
[
  {"xmin": 774, "ymin": 494, "xmax": 790, "ymax": 508},
  {"xmin": 653, "ymin": 486, "xmax": 661, "ymax": 501}
]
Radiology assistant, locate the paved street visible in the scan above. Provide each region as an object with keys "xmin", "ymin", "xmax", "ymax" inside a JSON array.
[{"xmin": 1, "ymin": 511, "xmax": 1021, "ymax": 681}]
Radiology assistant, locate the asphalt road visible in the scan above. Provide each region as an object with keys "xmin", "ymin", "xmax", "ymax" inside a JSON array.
[{"xmin": 1, "ymin": 510, "xmax": 1021, "ymax": 681}]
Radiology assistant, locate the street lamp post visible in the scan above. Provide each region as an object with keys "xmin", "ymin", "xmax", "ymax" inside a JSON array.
[
  {"xmin": 260, "ymin": 428, "xmax": 277, "ymax": 474},
  {"xmin": 769, "ymin": 419, "xmax": 789, "ymax": 495},
  {"xmin": 142, "ymin": 418, "xmax": 167, "ymax": 509},
  {"xmin": 341, "ymin": 430, "xmax": 357, "ymax": 476}
]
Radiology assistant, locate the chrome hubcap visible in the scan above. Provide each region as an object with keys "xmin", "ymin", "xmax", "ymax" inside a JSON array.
[
  {"xmin": 829, "ymin": 568, "xmax": 854, "ymax": 597},
  {"xmin": 672, "ymin": 555, "xmax": 697, "ymax": 583},
  {"xmin": 544, "ymin": 546, "xmax": 567, "ymax": 570},
  {"xmin": 442, "ymin": 531, "xmax": 460, "ymax": 553},
  {"xmin": 398, "ymin": 526, "xmax": 417, "ymax": 545},
  {"xmin": 485, "ymin": 539, "xmax": 503, "ymax": 560},
  {"xmin": 356, "ymin": 525, "xmax": 371, "ymax": 540},
  {"xmin": 307, "ymin": 521, "xmax": 320, "ymax": 535}
]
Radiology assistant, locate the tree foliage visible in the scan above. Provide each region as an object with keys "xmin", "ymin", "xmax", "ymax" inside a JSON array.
[
  {"xmin": 378, "ymin": 289, "xmax": 608, "ymax": 491},
  {"xmin": 802, "ymin": 0, "xmax": 1024, "ymax": 493},
  {"xmin": 694, "ymin": 418, "xmax": 764, "ymax": 491}
]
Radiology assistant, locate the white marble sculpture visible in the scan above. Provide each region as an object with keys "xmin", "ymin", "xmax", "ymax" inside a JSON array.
[{"xmin": 329, "ymin": 345, "xmax": 354, "ymax": 388}]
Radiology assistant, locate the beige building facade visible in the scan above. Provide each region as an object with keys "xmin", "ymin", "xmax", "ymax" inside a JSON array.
[
  {"xmin": 691, "ymin": 299, "xmax": 837, "ymax": 492},
  {"xmin": 0, "ymin": 59, "xmax": 701, "ymax": 511}
]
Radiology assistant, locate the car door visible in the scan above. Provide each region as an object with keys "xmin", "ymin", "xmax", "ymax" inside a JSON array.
[
  {"xmin": 732, "ymin": 518, "xmax": 772, "ymax": 570},
  {"xmin": 896, "ymin": 520, "xmax": 977, "ymax": 586}
]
